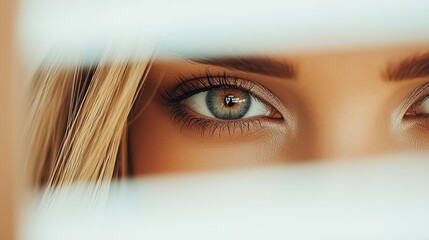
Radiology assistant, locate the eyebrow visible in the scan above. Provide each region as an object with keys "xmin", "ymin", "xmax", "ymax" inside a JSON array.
[
  {"xmin": 190, "ymin": 56, "xmax": 296, "ymax": 79},
  {"xmin": 386, "ymin": 52, "xmax": 429, "ymax": 81},
  {"xmin": 188, "ymin": 53, "xmax": 429, "ymax": 82}
]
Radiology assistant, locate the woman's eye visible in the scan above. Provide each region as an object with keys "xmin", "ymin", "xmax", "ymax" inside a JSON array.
[
  {"xmin": 182, "ymin": 88, "xmax": 280, "ymax": 120},
  {"xmin": 405, "ymin": 96, "xmax": 429, "ymax": 118}
]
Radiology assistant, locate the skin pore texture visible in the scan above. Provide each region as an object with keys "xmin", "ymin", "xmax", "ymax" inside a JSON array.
[{"xmin": 129, "ymin": 44, "xmax": 429, "ymax": 175}]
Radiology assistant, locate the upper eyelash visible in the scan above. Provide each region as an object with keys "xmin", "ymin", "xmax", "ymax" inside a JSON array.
[{"xmin": 159, "ymin": 71, "xmax": 256, "ymax": 106}]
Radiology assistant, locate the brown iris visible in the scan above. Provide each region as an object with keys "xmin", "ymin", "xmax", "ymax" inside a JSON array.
[{"xmin": 206, "ymin": 89, "xmax": 251, "ymax": 119}]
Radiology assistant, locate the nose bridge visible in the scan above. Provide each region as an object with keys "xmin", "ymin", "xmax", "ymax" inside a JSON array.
[
  {"xmin": 290, "ymin": 53, "xmax": 396, "ymax": 160},
  {"xmin": 299, "ymin": 89, "xmax": 393, "ymax": 160},
  {"xmin": 311, "ymin": 104, "xmax": 379, "ymax": 159}
]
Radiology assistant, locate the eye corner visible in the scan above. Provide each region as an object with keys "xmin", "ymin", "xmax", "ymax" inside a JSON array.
[
  {"xmin": 400, "ymin": 83, "xmax": 429, "ymax": 122},
  {"xmin": 403, "ymin": 97, "xmax": 429, "ymax": 120},
  {"xmin": 266, "ymin": 109, "xmax": 284, "ymax": 120}
]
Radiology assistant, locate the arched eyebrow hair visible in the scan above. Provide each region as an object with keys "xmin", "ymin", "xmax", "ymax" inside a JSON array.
[
  {"xmin": 386, "ymin": 52, "xmax": 429, "ymax": 81},
  {"xmin": 188, "ymin": 53, "xmax": 429, "ymax": 82},
  {"xmin": 190, "ymin": 56, "xmax": 296, "ymax": 79}
]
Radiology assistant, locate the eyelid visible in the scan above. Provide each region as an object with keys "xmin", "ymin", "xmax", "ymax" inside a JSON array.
[{"xmin": 162, "ymin": 74, "xmax": 253, "ymax": 103}]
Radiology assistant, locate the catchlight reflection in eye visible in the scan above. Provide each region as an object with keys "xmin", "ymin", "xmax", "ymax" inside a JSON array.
[{"xmin": 182, "ymin": 88, "xmax": 271, "ymax": 120}]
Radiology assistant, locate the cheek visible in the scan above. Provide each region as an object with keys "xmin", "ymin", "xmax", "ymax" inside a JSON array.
[
  {"xmin": 391, "ymin": 123, "xmax": 429, "ymax": 151},
  {"xmin": 128, "ymin": 102, "xmax": 285, "ymax": 175}
]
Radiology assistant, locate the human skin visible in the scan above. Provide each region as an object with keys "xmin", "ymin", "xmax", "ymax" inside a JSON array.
[
  {"xmin": 129, "ymin": 44, "xmax": 429, "ymax": 175},
  {"xmin": 0, "ymin": 0, "xmax": 17, "ymax": 238}
]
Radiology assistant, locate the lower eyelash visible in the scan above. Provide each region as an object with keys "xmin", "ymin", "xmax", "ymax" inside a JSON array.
[{"xmin": 170, "ymin": 107, "xmax": 263, "ymax": 137}]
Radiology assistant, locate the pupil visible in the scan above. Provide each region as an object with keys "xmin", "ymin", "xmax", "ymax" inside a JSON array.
[{"xmin": 225, "ymin": 94, "xmax": 236, "ymax": 107}]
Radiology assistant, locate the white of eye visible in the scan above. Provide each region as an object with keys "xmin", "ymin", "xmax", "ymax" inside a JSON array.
[
  {"xmin": 415, "ymin": 97, "xmax": 429, "ymax": 114},
  {"xmin": 182, "ymin": 91, "xmax": 271, "ymax": 119}
]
